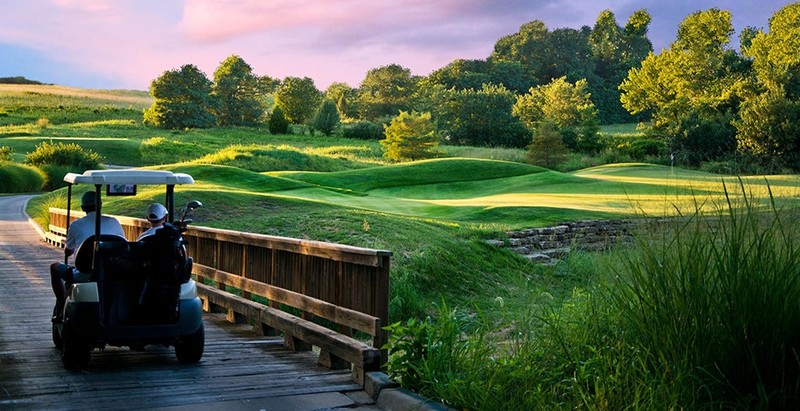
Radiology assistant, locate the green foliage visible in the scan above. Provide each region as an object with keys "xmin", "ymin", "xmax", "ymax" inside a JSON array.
[
  {"xmin": 274, "ymin": 77, "xmax": 322, "ymax": 124},
  {"xmin": 358, "ymin": 64, "xmax": 417, "ymax": 121},
  {"xmin": 143, "ymin": 64, "xmax": 216, "ymax": 129},
  {"xmin": 619, "ymin": 8, "xmax": 751, "ymax": 166},
  {"xmin": 139, "ymin": 136, "xmax": 211, "ymax": 166},
  {"xmin": 615, "ymin": 137, "xmax": 665, "ymax": 160},
  {"xmin": 0, "ymin": 162, "xmax": 45, "ymax": 192},
  {"xmin": 513, "ymin": 76, "xmax": 600, "ymax": 153},
  {"xmin": 0, "ymin": 146, "xmax": 12, "ymax": 162},
  {"xmin": 24, "ymin": 141, "xmax": 103, "ymax": 190},
  {"xmin": 525, "ymin": 122, "xmax": 568, "ymax": 168},
  {"xmin": 325, "ymin": 82, "xmax": 359, "ymax": 119},
  {"xmin": 380, "ymin": 111, "xmax": 440, "ymax": 162},
  {"xmin": 267, "ymin": 106, "xmax": 289, "ymax": 135},
  {"xmin": 440, "ymin": 84, "xmax": 530, "ymax": 148},
  {"xmin": 340, "ymin": 120, "xmax": 385, "ymax": 140},
  {"xmin": 736, "ymin": 90, "xmax": 800, "ymax": 169},
  {"xmin": 310, "ymin": 99, "xmax": 340, "ymax": 136},
  {"xmin": 212, "ymin": 55, "xmax": 263, "ymax": 126},
  {"xmin": 736, "ymin": 3, "xmax": 800, "ymax": 170},
  {"xmin": 25, "ymin": 140, "xmax": 102, "ymax": 170}
]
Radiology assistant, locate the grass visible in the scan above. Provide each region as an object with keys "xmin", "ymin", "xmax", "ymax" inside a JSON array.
[
  {"xmin": 385, "ymin": 186, "xmax": 800, "ymax": 409},
  {"xmin": 8, "ymin": 84, "xmax": 800, "ymax": 409}
]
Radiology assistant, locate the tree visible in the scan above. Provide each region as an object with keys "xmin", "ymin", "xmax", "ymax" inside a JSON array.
[
  {"xmin": 143, "ymin": 64, "xmax": 216, "ymax": 129},
  {"xmin": 325, "ymin": 82, "xmax": 358, "ymax": 119},
  {"xmin": 212, "ymin": 55, "xmax": 263, "ymax": 126},
  {"xmin": 274, "ymin": 77, "xmax": 322, "ymax": 124},
  {"xmin": 380, "ymin": 111, "xmax": 440, "ymax": 162},
  {"xmin": 588, "ymin": 9, "xmax": 653, "ymax": 124},
  {"xmin": 439, "ymin": 84, "xmax": 530, "ymax": 148},
  {"xmin": 513, "ymin": 77, "xmax": 600, "ymax": 152},
  {"xmin": 358, "ymin": 64, "xmax": 418, "ymax": 120},
  {"xmin": 619, "ymin": 8, "xmax": 742, "ymax": 163},
  {"xmin": 526, "ymin": 122, "xmax": 569, "ymax": 169},
  {"xmin": 268, "ymin": 106, "xmax": 289, "ymax": 135},
  {"xmin": 310, "ymin": 99, "xmax": 340, "ymax": 136},
  {"xmin": 737, "ymin": 3, "xmax": 800, "ymax": 169}
]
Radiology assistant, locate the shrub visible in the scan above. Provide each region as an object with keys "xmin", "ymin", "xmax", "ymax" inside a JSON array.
[
  {"xmin": 268, "ymin": 106, "xmax": 289, "ymax": 135},
  {"xmin": 0, "ymin": 146, "xmax": 12, "ymax": 162},
  {"xmin": 36, "ymin": 117, "xmax": 51, "ymax": 129},
  {"xmin": 0, "ymin": 162, "xmax": 46, "ymax": 192},
  {"xmin": 526, "ymin": 122, "xmax": 568, "ymax": 169},
  {"xmin": 380, "ymin": 111, "xmax": 441, "ymax": 162},
  {"xmin": 310, "ymin": 99, "xmax": 340, "ymax": 136},
  {"xmin": 341, "ymin": 120, "xmax": 384, "ymax": 140},
  {"xmin": 24, "ymin": 141, "xmax": 103, "ymax": 175}
]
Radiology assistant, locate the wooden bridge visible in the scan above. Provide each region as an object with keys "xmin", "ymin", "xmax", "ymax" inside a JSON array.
[{"xmin": 0, "ymin": 195, "xmax": 395, "ymax": 410}]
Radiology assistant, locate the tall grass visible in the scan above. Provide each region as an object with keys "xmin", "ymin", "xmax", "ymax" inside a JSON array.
[{"xmin": 385, "ymin": 184, "xmax": 800, "ymax": 409}]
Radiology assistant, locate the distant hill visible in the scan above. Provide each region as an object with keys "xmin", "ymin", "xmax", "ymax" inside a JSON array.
[{"xmin": 0, "ymin": 76, "xmax": 50, "ymax": 85}]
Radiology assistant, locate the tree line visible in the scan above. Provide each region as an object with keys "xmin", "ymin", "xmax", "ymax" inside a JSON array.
[{"xmin": 145, "ymin": 4, "xmax": 800, "ymax": 172}]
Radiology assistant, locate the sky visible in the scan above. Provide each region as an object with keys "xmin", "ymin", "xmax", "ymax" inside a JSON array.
[{"xmin": 0, "ymin": 0, "xmax": 794, "ymax": 91}]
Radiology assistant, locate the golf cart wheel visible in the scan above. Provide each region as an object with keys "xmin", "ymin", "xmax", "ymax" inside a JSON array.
[
  {"xmin": 175, "ymin": 323, "xmax": 204, "ymax": 364},
  {"xmin": 52, "ymin": 306, "xmax": 63, "ymax": 350},
  {"xmin": 61, "ymin": 324, "xmax": 91, "ymax": 369}
]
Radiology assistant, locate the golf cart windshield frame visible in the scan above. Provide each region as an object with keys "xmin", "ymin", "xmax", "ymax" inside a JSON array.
[{"xmin": 62, "ymin": 170, "xmax": 195, "ymax": 264}]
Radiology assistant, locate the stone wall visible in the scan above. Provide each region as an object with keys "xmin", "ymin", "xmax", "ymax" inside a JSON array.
[{"xmin": 487, "ymin": 219, "xmax": 638, "ymax": 265}]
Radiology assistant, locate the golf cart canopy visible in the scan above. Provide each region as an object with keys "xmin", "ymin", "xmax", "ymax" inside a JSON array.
[{"xmin": 63, "ymin": 170, "xmax": 194, "ymax": 186}]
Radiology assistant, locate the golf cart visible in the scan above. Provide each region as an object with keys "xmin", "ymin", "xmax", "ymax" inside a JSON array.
[{"xmin": 52, "ymin": 169, "xmax": 204, "ymax": 368}]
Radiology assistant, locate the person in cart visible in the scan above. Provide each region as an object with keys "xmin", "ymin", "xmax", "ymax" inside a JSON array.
[{"xmin": 49, "ymin": 191, "xmax": 125, "ymax": 322}]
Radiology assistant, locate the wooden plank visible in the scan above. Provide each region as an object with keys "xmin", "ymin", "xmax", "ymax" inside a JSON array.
[
  {"xmin": 184, "ymin": 226, "xmax": 392, "ymax": 267},
  {"xmin": 197, "ymin": 284, "xmax": 382, "ymax": 375},
  {"xmin": 1, "ymin": 198, "xmax": 371, "ymax": 410},
  {"xmin": 194, "ymin": 263, "xmax": 381, "ymax": 337}
]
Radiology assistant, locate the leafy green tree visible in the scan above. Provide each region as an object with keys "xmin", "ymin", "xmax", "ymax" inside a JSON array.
[
  {"xmin": 439, "ymin": 84, "xmax": 530, "ymax": 148},
  {"xmin": 526, "ymin": 122, "xmax": 568, "ymax": 169},
  {"xmin": 268, "ymin": 106, "xmax": 289, "ymax": 135},
  {"xmin": 619, "ymin": 8, "xmax": 742, "ymax": 163},
  {"xmin": 257, "ymin": 75, "xmax": 280, "ymax": 94},
  {"xmin": 589, "ymin": 9, "xmax": 652, "ymax": 124},
  {"xmin": 325, "ymin": 82, "xmax": 358, "ymax": 119},
  {"xmin": 310, "ymin": 99, "xmax": 340, "ymax": 136},
  {"xmin": 737, "ymin": 3, "xmax": 800, "ymax": 169},
  {"xmin": 143, "ymin": 64, "xmax": 216, "ymax": 129},
  {"xmin": 513, "ymin": 77, "xmax": 600, "ymax": 152},
  {"xmin": 274, "ymin": 77, "xmax": 322, "ymax": 124},
  {"xmin": 381, "ymin": 111, "xmax": 440, "ymax": 162},
  {"xmin": 212, "ymin": 55, "xmax": 263, "ymax": 126},
  {"xmin": 358, "ymin": 64, "xmax": 418, "ymax": 120}
]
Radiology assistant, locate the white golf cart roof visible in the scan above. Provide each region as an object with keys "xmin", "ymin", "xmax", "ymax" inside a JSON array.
[{"xmin": 63, "ymin": 169, "xmax": 194, "ymax": 185}]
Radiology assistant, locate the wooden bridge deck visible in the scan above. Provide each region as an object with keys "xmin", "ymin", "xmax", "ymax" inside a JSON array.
[{"xmin": 0, "ymin": 195, "xmax": 379, "ymax": 410}]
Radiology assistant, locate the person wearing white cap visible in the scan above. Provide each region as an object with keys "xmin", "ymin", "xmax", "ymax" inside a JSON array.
[{"xmin": 137, "ymin": 203, "xmax": 169, "ymax": 240}]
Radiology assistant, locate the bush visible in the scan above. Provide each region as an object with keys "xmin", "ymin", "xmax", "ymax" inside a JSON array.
[
  {"xmin": 25, "ymin": 141, "xmax": 103, "ymax": 173},
  {"xmin": 310, "ymin": 99, "xmax": 340, "ymax": 136},
  {"xmin": 268, "ymin": 106, "xmax": 289, "ymax": 135},
  {"xmin": 0, "ymin": 162, "xmax": 45, "ymax": 192},
  {"xmin": 0, "ymin": 146, "xmax": 12, "ymax": 162},
  {"xmin": 526, "ymin": 122, "xmax": 568, "ymax": 169},
  {"xmin": 380, "ymin": 111, "xmax": 441, "ymax": 162},
  {"xmin": 341, "ymin": 120, "xmax": 385, "ymax": 140}
]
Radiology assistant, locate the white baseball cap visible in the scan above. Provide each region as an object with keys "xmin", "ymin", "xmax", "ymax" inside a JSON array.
[{"xmin": 146, "ymin": 203, "xmax": 168, "ymax": 221}]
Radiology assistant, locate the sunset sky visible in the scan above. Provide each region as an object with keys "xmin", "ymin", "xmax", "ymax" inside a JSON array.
[{"xmin": 0, "ymin": 0, "xmax": 793, "ymax": 91}]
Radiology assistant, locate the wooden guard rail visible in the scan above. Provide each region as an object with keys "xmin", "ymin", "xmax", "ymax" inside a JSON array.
[{"xmin": 48, "ymin": 208, "xmax": 392, "ymax": 385}]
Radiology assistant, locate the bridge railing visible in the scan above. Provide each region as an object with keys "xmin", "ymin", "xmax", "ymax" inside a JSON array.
[{"xmin": 48, "ymin": 208, "xmax": 391, "ymax": 385}]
